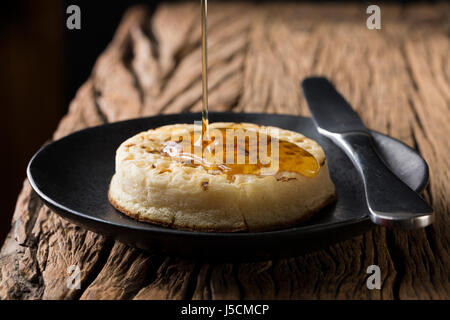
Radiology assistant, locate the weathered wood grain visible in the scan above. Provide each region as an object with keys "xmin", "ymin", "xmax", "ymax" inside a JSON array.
[{"xmin": 1, "ymin": 2, "xmax": 449, "ymax": 300}]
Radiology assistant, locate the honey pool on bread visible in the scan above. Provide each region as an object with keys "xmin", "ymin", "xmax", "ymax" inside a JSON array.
[{"xmin": 161, "ymin": 126, "xmax": 320, "ymax": 180}]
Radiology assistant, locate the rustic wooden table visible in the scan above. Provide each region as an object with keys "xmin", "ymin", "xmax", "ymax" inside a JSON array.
[{"xmin": 1, "ymin": 2, "xmax": 449, "ymax": 300}]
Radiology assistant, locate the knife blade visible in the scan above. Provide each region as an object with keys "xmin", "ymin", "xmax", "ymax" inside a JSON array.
[{"xmin": 302, "ymin": 77, "xmax": 434, "ymax": 229}]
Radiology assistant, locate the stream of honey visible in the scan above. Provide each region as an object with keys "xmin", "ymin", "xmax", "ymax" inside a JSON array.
[
  {"xmin": 201, "ymin": 0, "xmax": 209, "ymax": 141},
  {"xmin": 161, "ymin": 0, "xmax": 320, "ymax": 179}
]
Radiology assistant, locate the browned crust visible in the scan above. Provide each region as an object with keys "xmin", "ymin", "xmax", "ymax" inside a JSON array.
[
  {"xmin": 108, "ymin": 189, "xmax": 246, "ymax": 232},
  {"xmin": 108, "ymin": 186, "xmax": 337, "ymax": 233}
]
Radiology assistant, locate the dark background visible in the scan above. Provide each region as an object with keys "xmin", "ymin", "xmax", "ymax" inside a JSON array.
[
  {"xmin": 0, "ymin": 0, "xmax": 435, "ymax": 244},
  {"xmin": 0, "ymin": 0, "xmax": 156, "ymax": 244}
]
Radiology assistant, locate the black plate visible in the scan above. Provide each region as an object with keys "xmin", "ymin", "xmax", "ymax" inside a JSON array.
[{"xmin": 27, "ymin": 112, "xmax": 428, "ymax": 261}]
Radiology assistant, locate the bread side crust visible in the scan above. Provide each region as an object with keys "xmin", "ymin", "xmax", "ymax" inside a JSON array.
[
  {"xmin": 108, "ymin": 184, "xmax": 336, "ymax": 233},
  {"xmin": 108, "ymin": 188, "xmax": 247, "ymax": 232}
]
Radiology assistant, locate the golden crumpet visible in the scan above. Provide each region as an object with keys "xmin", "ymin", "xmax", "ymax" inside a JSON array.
[{"xmin": 108, "ymin": 122, "xmax": 336, "ymax": 232}]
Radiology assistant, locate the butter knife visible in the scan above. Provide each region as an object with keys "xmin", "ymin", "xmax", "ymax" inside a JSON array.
[{"xmin": 302, "ymin": 77, "xmax": 433, "ymax": 229}]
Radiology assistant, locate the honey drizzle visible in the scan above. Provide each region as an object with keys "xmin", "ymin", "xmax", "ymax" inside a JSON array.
[
  {"xmin": 185, "ymin": 1, "xmax": 319, "ymax": 180},
  {"xmin": 162, "ymin": 128, "xmax": 320, "ymax": 179},
  {"xmin": 201, "ymin": 0, "xmax": 209, "ymax": 142}
]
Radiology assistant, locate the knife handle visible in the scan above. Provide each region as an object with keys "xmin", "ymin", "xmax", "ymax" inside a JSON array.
[{"xmin": 322, "ymin": 130, "xmax": 434, "ymax": 228}]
